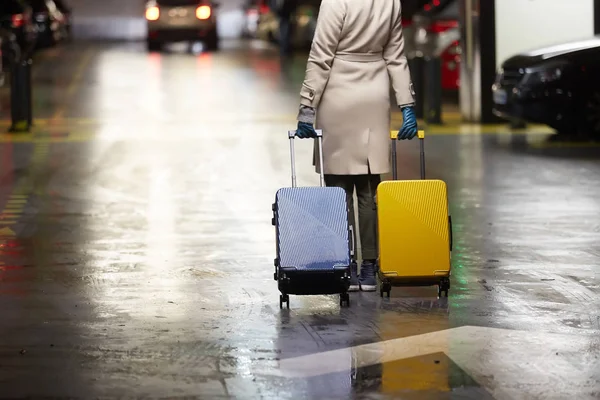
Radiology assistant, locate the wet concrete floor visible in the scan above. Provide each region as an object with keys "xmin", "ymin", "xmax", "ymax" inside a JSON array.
[{"xmin": 0, "ymin": 40, "xmax": 599, "ymax": 399}]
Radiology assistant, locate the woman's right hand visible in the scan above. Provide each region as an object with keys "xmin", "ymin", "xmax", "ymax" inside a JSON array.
[{"xmin": 398, "ymin": 107, "xmax": 418, "ymax": 140}]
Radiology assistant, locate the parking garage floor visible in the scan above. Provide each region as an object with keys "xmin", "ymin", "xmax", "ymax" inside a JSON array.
[{"xmin": 0, "ymin": 40, "xmax": 599, "ymax": 399}]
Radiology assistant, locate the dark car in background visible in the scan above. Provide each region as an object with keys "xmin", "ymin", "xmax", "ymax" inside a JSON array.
[
  {"xmin": 0, "ymin": 0, "xmax": 37, "ymax": 59},
  {"xmin": 145, "ymin": 0, "xmax": 220, "ymax": 52},
  {"xmin": 493, "ymin": 36, "xmax": 600, "ymax": 139},
  {"xmin": 27, "ymin": 0, "xmax": 68, "ymax": 47},
  {"xmin": 242, "ymin": 0, "xmax": 268, "ymax": 38}
]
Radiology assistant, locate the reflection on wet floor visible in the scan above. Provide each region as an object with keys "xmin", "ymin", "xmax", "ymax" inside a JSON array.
[{"xmin": 0, "ymin": 40, "xmax": 599, "ymax": 398}]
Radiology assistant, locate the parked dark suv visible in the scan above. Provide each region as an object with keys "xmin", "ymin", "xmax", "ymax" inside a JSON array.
[
  {"xmin": 492, "ymin": 36, "xmax": 600, "ymax": 140},
  {"xmin": 0, "ymin": 0, "xmax": 37, "ymax": 59}
]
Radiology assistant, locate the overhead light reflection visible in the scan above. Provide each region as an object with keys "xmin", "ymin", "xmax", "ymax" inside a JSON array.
[{"xmin": 144, "ymin": 165, "xmax": 185, "ymax": 318}]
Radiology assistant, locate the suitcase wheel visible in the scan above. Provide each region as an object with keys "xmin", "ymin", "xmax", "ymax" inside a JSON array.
[
  {"xmin": 380, "ymin": 282, "xmax": 391, "ymax": 298},
  {"xmin": 279, "ymin": 294, "xmax": 289, "ymax": 309},
  {"xmin": 339, "ymin": 292, "xmax": 350, "ymax": 307},
  {"xmin": 438, "ymin": 278, "xmax": 450, "ymax": 298}
]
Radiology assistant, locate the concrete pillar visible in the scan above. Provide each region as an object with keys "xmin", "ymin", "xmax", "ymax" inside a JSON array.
[{"xmin": 457, "ymin": 0, "xmax": 498, "ymax": 123}]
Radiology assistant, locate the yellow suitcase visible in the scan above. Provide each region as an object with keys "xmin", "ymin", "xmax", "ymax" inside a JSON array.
[{"xmin": 376, "ymin": 130, "xmax": 452, "ymax": 298}]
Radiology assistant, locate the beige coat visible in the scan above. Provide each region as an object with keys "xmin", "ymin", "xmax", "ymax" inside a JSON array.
[{"xmin": 299, "ymin": 0, "xmax": 415, "ymax": 175}]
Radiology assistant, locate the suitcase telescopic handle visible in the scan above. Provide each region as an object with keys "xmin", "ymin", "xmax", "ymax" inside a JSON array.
[
  {"xmin": 390, "ymin": 130, "xmax": 426, "ymax": 180},
  {"xmin": 288, "ymin": 130, "xmax": 325, "ymax": 188}
]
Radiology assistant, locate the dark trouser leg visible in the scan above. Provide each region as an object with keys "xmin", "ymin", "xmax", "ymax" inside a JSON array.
[
  {"xmin": 355, "ymin": 174, "xmax": 380, "ymax": 291},
  {"xmin": 324, "ymin": 174, "xmax": 359, "ymax": 291},
  {"xmin": 324, "ymin": 174, "xmax": 356, "ymax": 241},
  {"xmin": 355, "ymin": 174, "xmax": 381, "ymax": 261}
]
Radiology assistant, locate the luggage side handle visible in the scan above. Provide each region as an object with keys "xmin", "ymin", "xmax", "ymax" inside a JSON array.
[
  {"xmin": 390, "ymin": 130, "xmax": 426, "ymax": 180},
  {"xmin": 349, "ymin": 224, "xmax": 355, "ymax": 257},
  {"xmin": 449, "ymin": 215, "xmax": 453, "ymax": 251},
  {"xmin": 288, "ymin": 129, "xmax": 325, "ymax": 188}
]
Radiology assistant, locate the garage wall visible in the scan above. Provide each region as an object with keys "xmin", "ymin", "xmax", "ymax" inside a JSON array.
[
  {"xmin": 69, "ymin": 0, "xmax": 246, "ymax": 40},
  {"xmin": 495, "ymin": 0, "xmax": 595, "ymax": 68},
  {"xmin": 596, "ymin": 1, "xmax": 600, "ymax": 34}
]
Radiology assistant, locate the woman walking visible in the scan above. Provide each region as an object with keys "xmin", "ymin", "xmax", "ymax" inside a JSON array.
[{"xmin": 295, "ymin": 0, "xmax": 419, "ymax": 292}]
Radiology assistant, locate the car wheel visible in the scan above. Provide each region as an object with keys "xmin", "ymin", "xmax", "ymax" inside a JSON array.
[
  {"xmin": 205, "ymin": 29, "xmax": 219, "ymax": 51},
  {"xmin": 147, "ymin": 40, "xmax": 162, "ymax": 52}
]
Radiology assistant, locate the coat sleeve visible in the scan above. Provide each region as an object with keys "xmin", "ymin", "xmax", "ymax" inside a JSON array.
[
  {"xmin": 299, "ymin": 0, "xmax": 345, "ymax": 109},
  {"xmin": 383, "ymin": 9, "xmax": 415, "ymax": 108}
]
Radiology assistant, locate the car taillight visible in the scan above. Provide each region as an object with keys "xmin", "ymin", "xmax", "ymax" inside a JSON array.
[
  {"xmin": 11, "ymin": 14, "xmax": 24, "ymax": 28},
  {"xmin": 145, "ymin": 6, "xmax": 160, "ymax": 21},
  {"xmin": 259, "ymin": 5, "xmax": 269, "ymax": 14},
  {"xmin": 196, "ymin": 5, "xmax": 211, "ymax": 20}
]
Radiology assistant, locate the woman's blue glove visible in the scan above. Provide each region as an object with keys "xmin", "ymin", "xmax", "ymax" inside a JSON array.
[
  {"xmin": 398, "ymin": 106, "xmax": 418, "ymax": 140},
  {"xmin": 296, "ymin": 121, "xmax": 318, "ymax": 139}
]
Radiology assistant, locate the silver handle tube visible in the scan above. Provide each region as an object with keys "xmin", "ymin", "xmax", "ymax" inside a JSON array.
[
  {"xmin": 419, "ymin": 136, "xmax": 426, "ymax": 179},
  {"xmin": 287, "ymin": 129, "xmax": 324, "ymax": 188},
  {"xmin": 316, "ymin": 130, "xmax": 325, "ymax": 187},
  {"xmin": 391, "ymin": 138, "xmax": 398, "ymax": 180},
  {"xmin": 349, "ymin": 224, "xmax": 355, "ymax": 256},
  {"xmin": 288, "ymin": 130, "xmax": 297, "ymax": 188}
]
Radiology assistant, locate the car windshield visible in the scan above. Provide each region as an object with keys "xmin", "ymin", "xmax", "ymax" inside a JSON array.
[{"xmin": 157, "ymin": 0, "xmax": 202, "ymax": 6}]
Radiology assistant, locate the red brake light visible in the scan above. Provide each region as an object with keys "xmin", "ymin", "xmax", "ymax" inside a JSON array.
[
  {"xmin": 145, "ymin": 6, "xmax": 160, "ymax": 21},
  {"xmin": 259, "ymin": 5, "xmax": 269, "ymax": 14},
  {"xmin": 196, "ymin": 5, "xmax": 211, "ymax": 20},
  {"xmin": 11, "ymin": 14, "xmax": 24, "ymax": 28}
]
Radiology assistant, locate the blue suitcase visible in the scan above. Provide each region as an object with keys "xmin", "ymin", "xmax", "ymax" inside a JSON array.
[{"xmin": 271, "ymin": 130, "xmax": 353, "ymax": 309}]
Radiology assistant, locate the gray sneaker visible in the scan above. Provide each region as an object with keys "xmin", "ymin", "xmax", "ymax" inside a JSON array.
[
  {"xmin": 348, "ymin": 261, "xmax": 359, "ymax": 292},
  {"xmin": 358, "ymin": 261, "xmax": 377, "ymax": 292}
]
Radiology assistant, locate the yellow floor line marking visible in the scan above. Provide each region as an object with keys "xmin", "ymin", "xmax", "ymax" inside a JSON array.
[
  {"xmin": 0, "ymin": 227, "xmax": 16, "ymax": 236},
  {"xmin": 0, "ymin": 137, "xmax": 51, "ymax": 238},
  {"xmin": 528, "ymin": 141, "xmax": 600, "ymax": 148}
]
